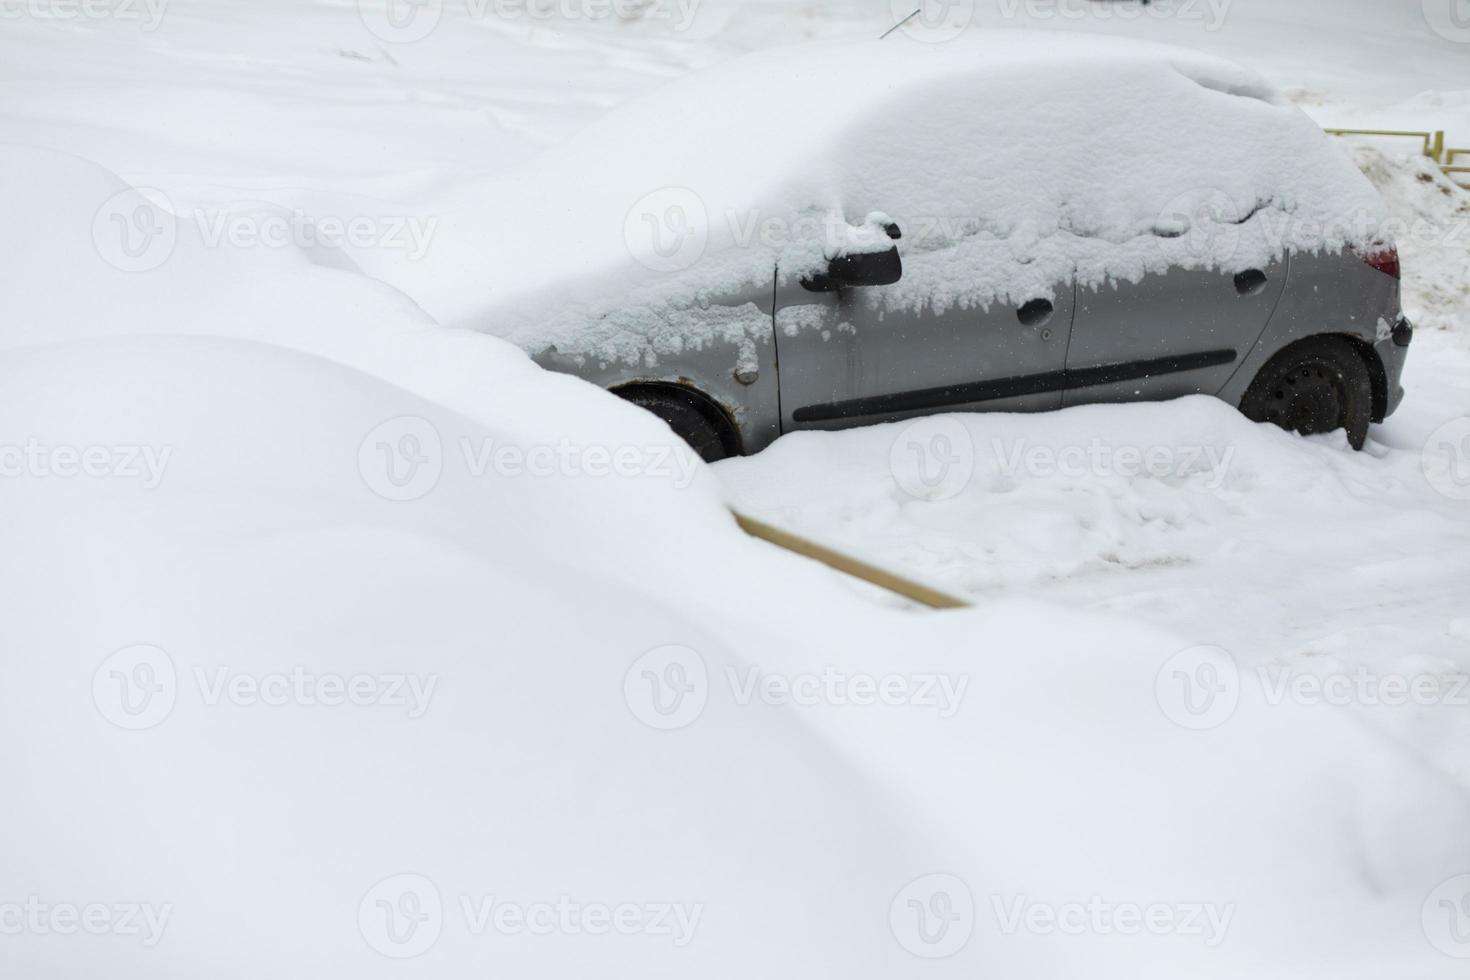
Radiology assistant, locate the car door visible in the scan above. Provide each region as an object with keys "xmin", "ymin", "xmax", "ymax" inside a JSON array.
[
  {"xmin": 773, "ymin": 268, "xmax": 1075, "ymax": 433},
  {"xmin": 1062, "ymin": 258, "xmax": 1288, "ymax": 407}
]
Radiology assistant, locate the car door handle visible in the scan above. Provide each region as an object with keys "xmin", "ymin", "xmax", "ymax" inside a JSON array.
[
  {"xmin": 1233, "ymin": 269, "xmax": 1269, "ymax": 296},
  {"xmin": 1017, "ymin": 298, "xmax": 1053, "ymax": 327}
]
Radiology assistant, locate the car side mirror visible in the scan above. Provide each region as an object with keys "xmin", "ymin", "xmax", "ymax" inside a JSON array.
[{"xmin": 802, "ymin": 220, "xmax": 903, "ymax": 292}]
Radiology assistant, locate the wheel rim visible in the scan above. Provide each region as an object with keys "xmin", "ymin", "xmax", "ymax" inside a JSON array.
[{"xmin": 1260, "ymin": 361, "xmax": 1343, "ymax": 436}]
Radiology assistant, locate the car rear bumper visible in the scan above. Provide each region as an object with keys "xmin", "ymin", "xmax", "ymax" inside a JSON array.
[{"xmin": 1375, "ymin": 316, "xmax": 1412, "ymax": 420}]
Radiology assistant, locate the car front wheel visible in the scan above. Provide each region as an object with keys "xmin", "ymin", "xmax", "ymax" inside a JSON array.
[
  {"xmin": 1239, "ymin": 337, "xmax": 1374, "ymax": 450},
  {"xmin": 617, "ymin": 386, "xmax": 736, "ymax": 463}
]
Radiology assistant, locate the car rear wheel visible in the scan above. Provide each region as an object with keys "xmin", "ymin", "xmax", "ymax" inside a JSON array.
[
  {"xmin": 1239, "ymin": 337, "xmax": 1373, "ymax": 450},
  {"xmin": 617, "ymin": 386, "xmax": 736, "ymax": 463}
]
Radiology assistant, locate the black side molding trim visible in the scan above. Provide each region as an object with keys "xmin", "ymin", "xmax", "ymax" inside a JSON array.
[
  {"xmin": 1065, "ymin": 348, "xmax": 1237, "ymax": 390},
  {"xmin": 791, "ymin": 349, "xmax": 1237, "ymax": 424}
]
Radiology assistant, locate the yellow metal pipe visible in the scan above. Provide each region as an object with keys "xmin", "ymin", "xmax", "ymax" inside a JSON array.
[{"xmin": 730, "ymin": 510, "xmax": 971, "ymax": 610}]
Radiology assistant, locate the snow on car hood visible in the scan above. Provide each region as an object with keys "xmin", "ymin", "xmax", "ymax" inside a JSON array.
[{"xmin": 382, "ymin": 31, "xmax": 1392, "ymax": 369}]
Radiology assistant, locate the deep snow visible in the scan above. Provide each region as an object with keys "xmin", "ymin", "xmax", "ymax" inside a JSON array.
[{"xmin": 1, "ymin": 1, "xmax": 1468, "ymax": 978}]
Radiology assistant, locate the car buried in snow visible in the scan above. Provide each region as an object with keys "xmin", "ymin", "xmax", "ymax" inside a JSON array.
[{"xmin": 491, "ymin": 33, "xmax": 1412, "ymax": 459}]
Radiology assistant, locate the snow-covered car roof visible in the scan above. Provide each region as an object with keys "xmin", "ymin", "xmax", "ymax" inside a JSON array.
[{"xmin": 407, "ymin": 32, "xmax": 1391, "ymax": 366}]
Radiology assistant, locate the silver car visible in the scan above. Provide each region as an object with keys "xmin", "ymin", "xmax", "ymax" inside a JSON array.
[{"xmin": 530, "ymin": 42, "xmax": 1412, "ymax": 461}]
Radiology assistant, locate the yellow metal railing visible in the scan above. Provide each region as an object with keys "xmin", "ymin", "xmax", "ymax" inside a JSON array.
[
  {"xmin": 1323, "ymin": 127, "xmax": 1470, "ymax": 185},
  {"xmin": 1446, "ymin": 146, "xmax": 1470, "ymax": 179},
  {"xmin": 1323, "ymin": 127, "xmax": 1443, "ymax": 160}
]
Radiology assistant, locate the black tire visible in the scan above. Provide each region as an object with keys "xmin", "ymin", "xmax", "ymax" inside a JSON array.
[
  {"xmin": 618, "ymin": 387, "xmax": 734, "ymax": 463},
  {"xmin": 1239, "ymin": 337, "xmax": 1373, "ymax": 450}
]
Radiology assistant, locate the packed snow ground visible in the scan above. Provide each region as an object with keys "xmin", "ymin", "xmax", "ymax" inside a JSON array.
[{"xmin": 1, "ymin": 1, "xmax": 1469, "ymax": 978}]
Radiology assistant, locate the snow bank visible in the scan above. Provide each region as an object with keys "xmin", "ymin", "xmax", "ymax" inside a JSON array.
[
  {"xmin": 0, "ymin": 335, "xmax": 933, "ymax": 979},
  {"xmin": 0, "ymin": 143, "xmax": 719, "ymax": 488},
  {"xmin": 5, "ymin": 335, "xmax": 1468, "ymax": 978},
  {"xmin": 377, "ymin": 32, "xmax": 1390, "ymax": 369}
]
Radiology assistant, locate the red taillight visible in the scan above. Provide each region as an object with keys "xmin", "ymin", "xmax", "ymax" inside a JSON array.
[{"xmin": 1361, "ymin": 246, "xmax": 1401, "ymax": 280}]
